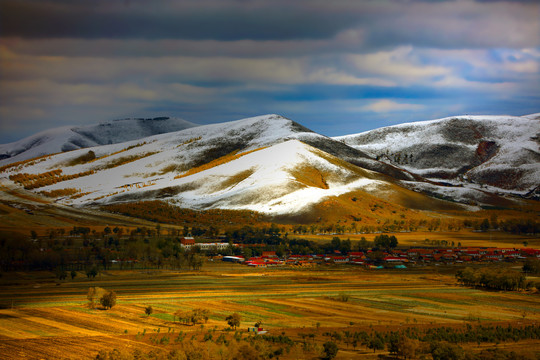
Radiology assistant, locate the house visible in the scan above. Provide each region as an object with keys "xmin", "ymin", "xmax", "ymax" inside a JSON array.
[
  {"xmin": 245, "ymin": 259, "xmax": 266, "ymax": 267},
  {"xmin": 383, "ymin": 256, "xmax": 406, "ymax": 263},
  {"xmin": 329, "ymin": 256, "xmax": 349, "ymax": 264},
  {"xmin": 197, "ymin": 242, "xmax": 230, "ymax": 251},
  {"xmin": 522, "ymin": 248, "xmax": 540, "ymax": 257},
  {"xmin": 248, "ymin": 327, "xmax": 268, "ymax": 335},
  {"xmin": 180, "ymin": 237, "xmax": 195, "ymax": 249},
  {"xmin": 407, "ymin": 249, "xmax": 434, "ymax": 259}
]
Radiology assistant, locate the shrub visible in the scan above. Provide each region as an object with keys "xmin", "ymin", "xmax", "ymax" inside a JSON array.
[
  {"xmin": 100, "ymin": 290, "xmax": 117, "ymax": 310},
  {"xmin": 67, "ymin": 150, "xmax": 96, "ymax": 166},
  {"xmin": 322, "ymin": 341, "xmax": 339, "ymax": 359}
]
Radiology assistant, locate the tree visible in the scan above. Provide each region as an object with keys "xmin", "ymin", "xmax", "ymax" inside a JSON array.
[
  {"xmin": 100, "ymin": 290, "xmax": 117, "ymax": 310},
  {"xmin": 430, "ymin": 341, "xmax": 465, "ymax": 360},
  {"xmin": 175, "ymin": 308, "xmax": 209, "ymax": 326},
  {"xmin": 55, "ymin": 267, "xmax": 67, "ymax": 281},
  {"xmin": 145, "ymin": 305, "xmax": 153, "ymax": 316},
  {"xmin": 322, "ymin": 341, "xmax": 339, "ymax": 360},
  {"xmin": 174, "ymin": 309, "xmax": 191, "ymax": 325},
  {"xmin": 191, "ymin": 308, "xmax": 209, "ymax": 324},
  {"xmin": 397, "ymin": 337, "xmax": 419, "ymax": 359},
  {"xmin": 480, "ymin": 218, "xmax": 490, "ymax": 232},
  {"xmin": 368, "ymin": 337, "xmax": 384, "ymax": 352},
  {"xmin": 234, "ymin": 343, "xmax": 260, "ymax": 360},
  {"xmin": 70, "ymin": 270, "xmax": 77, "ymax": 280},
  {"xmin": 87, "ymin": 287, "xmax": 105, "ymax": 309},
  {"xmin": 188, "ymin": 253, "xmax": 204, "ymax": 270},
  {"xmin": 523, "ymin": 258, "xmax": 540, "ymax": 275},
  {"xmin": 226, "ymin": 312, "xmax": 241, "ymax": 330},
  {"xmin": 358, "ymin": 237, "xmax": 370, "ymax": 251},
  {"xmin": 374, "ymin": 234, "xmax": 398, "ymax": 250},
  {"xmin": 331, "ymin": 237, "xmax": 341, "ymax": 251},
  {"xmin": 86, "ymin": 266, "xmax": 98, "ymax": 279}
]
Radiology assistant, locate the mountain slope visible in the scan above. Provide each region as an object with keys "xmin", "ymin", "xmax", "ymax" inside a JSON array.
[
  {"xmin": 0, "ymin": 114, "xmax": 446, "ymax": 218},
  {"xmin": 335, "ymin": 114, "xmax": 540, "ymax": 194},
  {"xmin": 0, "ymin": 117, "xmax": 198, "ymax": 166},
  {"xmin": 2, "ymin": 113, "xmax": 535, "ymax": 220}
]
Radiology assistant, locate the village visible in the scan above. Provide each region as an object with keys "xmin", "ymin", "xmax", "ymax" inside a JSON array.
[{"xmin": 178, "ymin": 237, "xmax": 540, "ymax": 269}]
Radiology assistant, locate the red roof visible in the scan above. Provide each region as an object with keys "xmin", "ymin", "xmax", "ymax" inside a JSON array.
[
  {"xmin": 383, "ymin": 256, "xmax": 404, "ymax": 261},
  {"xmin": 181, "ymin": 237, "xmax": 195, "ymax": 245},
  {"xmin": 407, "ymin": 249, "xmax": 434, "ymax": 254}
]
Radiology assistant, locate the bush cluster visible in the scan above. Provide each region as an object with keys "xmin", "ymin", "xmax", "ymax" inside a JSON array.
[{"xmin": 456, "ymin": 267, "xmax": 533, "ymax": 291}]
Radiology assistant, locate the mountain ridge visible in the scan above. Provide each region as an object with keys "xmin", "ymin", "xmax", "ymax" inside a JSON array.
[
  {"xmin": 335, "ymin": 114, "xmax": 540, "ymax": 194},
  {"xmin": 0, "ymin": 117, "xmax": 198, "ymax": 166},
  {"xmin": 1, "ymin": 113, "xmax": 538, "ymax": 221}
]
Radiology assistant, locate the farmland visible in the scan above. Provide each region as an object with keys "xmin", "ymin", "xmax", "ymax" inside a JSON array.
[
  {"xmin": 0, "ymin": 262, "xmax": 539, "ymax": 359},
  {"xmin": 1, "ymin": 180, "xmax": 539, "ymax": 358}
]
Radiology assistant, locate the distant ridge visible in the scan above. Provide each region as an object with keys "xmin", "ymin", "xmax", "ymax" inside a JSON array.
[
  {"xmin": 0, "ymin": 117, "xmax": 198, "ymax": 166},
  {"xmin": 335, "ymin": 114, "xmax": 540, "ymax": 195}
]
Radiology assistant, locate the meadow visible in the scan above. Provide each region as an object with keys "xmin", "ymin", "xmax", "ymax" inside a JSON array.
[{"xmin": 0, "ymin": 261, "xmax": 539, "ymax": 359}]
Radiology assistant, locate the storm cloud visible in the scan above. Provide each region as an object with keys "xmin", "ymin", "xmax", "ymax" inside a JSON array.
[{"xmin": 1, "ymin": 0, "xmax": 539, "ymax": 142}]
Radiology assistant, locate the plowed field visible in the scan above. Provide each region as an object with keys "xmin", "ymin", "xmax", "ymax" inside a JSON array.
[{"xmin": 0, "ymin": 263, "xmax": 539, "ymax": 359}]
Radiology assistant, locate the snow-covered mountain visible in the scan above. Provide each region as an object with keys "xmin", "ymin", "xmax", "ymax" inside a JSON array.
[
  {"xmin": 0, "ymin": 115, "xmax": 435, "ymax": 217},
  {"xmin": 1, "ymin": 113, "xmax": 537, "ymax": 219},
  {"xmin": 0, "ymin": 117, "xmax": 198, "ymax": 166},
  {"xmin": 335, "ymin": 114, "xmax": 540, "ymax": 197}
]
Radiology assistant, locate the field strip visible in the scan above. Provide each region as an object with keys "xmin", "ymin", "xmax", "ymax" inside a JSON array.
[{"xmin": 0, "ymin": 334, "xmax": 163, "ymax": 360}]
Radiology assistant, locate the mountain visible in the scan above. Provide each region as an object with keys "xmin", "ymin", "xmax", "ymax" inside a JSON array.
[
  {"xmin": 0, "ymin": 114, "xmax": 458, "ymax": 219},
  {"xmin": 1, "ymin": 113, "xmax": 537, "ymax": 222},
  {"xmin": 335, "ymin": 114, "xmax": 540, "ymax": 198},
  {"xmin": 0, "ymin": 117, "xmax": 198, "ymax": 166}
]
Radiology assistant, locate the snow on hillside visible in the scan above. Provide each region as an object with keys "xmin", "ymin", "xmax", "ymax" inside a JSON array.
[
  {"xmin": 335, "ymin": 114, "xmax": 540, "ymax": 193},
  {"xmin": 1, "ymin": 113, "xmax": 533, "ymax": 214},
  {"xmin": 0, "ymin": 115, "xmax": 392, "ymax": 215},
  {"xmin": 0, "ymin": 117, "xmax": 198, "ymax": 166}
]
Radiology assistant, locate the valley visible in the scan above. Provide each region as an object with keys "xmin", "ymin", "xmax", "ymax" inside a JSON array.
[
  {"xmin": 0, "ymin": 113, "xmax": 539, "ymax": 359},
  {"xmin": 0, "ymin": 263, "xmax": 539, "ymax": 359}
]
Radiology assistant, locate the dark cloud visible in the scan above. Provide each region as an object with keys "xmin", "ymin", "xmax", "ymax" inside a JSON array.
[
  {"xmin": 0, "ymin": 0, "xmax": 539, "ymax": 143},
  {"xmin": 1, "ymin": 0, "xmax": 538, "ymax": 50},
  {"xmin": 0, "ymin": 0, "xmax": 359, "ymax": 40}
]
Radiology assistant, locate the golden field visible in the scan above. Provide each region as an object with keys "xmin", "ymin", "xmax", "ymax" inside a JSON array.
[{"xmin": 0, "ymin": 262, "xmax": 539, "ymax": 359}]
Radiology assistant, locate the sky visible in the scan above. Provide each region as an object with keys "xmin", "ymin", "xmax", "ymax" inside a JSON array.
[{"xmin": 0, "ymin": 0, "xmax": 539, "ymax": 143}]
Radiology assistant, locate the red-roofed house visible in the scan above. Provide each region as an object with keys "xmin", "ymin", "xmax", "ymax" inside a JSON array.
[{"xmin": 180, "ymin": 237, "xmax": 195, "ymax": 249}]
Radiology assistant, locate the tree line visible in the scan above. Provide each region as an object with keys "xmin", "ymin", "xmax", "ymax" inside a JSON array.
[
  {"xmin": 455, "ymin": 267, "xmax": 534, "ymax": 291},
  {"xmin": 0, "ymin": 226, "xmax": 205, "ymax": 274},
  {"xmin": 91, "ymin": 321, "xmax": 540, "ymax": 360}
]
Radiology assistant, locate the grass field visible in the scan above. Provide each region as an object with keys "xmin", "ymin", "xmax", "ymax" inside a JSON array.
[
  {"xmin": 298, "ymin": 230, "xmax": 540, "ymax": 248},
  {"xmin": 0, "ymin": 262, "xmax": 539, "ymax": 359}
]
